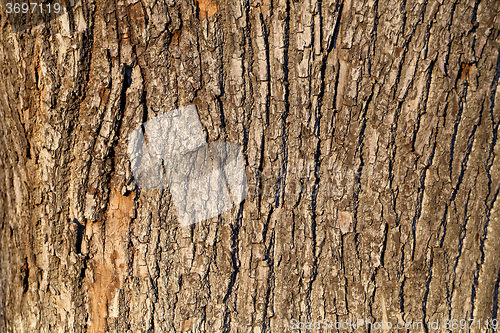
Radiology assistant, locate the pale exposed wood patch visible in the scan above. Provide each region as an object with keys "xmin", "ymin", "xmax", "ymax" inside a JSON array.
[
  {"xmin": 460, "ymin": 63, "xmax": 477, "ymax": 84},
  {"xmin": 196, "ymin": 0, "xmax": 219, "ymax": 20},
  {"xmin": 182, "ymin": 317, "xmax": 194, "ymax": 332},
  {"xmin": 89, "ymin": 260, "xmax": 115, "ymax": 333},
  {"xmin": 337, "ymin": 211, "xmax": 352, "ymax": 234},
  {"xmin": 89, "ymin": 186, "xmax": 135, "ymax": 333}
]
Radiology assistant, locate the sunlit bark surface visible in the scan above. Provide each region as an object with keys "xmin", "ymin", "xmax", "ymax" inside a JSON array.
[{"xmin": 0, "ymin": 0, "xmax": 500, "ymax": 331}]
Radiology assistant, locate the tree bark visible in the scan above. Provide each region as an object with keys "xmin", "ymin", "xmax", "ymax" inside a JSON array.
[{"xmin": 0, "ymin": 0, "xmax": 499, "ymax": 332}]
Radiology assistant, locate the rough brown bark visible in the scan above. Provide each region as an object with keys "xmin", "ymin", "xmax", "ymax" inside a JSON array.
[{"xmin": 0, "ymin": 0, "xmax": 499, "ymax": 332}]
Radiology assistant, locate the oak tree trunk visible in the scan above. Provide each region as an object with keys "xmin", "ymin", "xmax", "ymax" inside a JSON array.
[{"xmin": 0, "ymin": 0, "xmax": 499, "ymax": 331}]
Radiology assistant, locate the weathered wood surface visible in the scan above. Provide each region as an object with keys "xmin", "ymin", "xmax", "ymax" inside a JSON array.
[{"xmin": 0, "ymin": 0, "xmax": 499, "ymax": 331}]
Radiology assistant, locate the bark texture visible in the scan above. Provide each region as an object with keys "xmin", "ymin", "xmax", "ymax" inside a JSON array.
[{"xmin": 0, "ymin": 0, "xmax": 499, "ymax": 331}]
